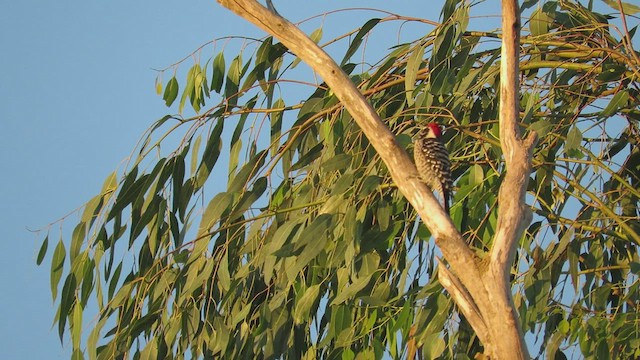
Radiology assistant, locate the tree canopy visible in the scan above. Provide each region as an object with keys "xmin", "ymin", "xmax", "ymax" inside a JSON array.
[{"xmin": 38, "ymin": 0, "xmax": 640, "ymax": 359}]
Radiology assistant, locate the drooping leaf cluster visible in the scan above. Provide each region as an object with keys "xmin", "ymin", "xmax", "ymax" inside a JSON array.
[{"xmin": 38, "ymin": 1, "xmax": 640, "ymax": 359}]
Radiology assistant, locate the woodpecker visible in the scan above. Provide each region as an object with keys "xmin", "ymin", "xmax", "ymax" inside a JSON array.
[{"xmin": 414, "ymin": 123, "xmax": 452, "ymax": 214}]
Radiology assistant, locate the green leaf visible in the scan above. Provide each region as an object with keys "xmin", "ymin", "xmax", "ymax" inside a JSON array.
[
  {"xmin": 140, "ymin": 338, "xmax": 158, "ymax": 360},
  {"xmin": 70, "ymin": 222, "xmax": 86, "ymax": 265},
  {"xmin": 286, "ymin": 215, "xmax": 332, "ymax": 279},
  {"xmin": 469, "ymin": 164, "xmax": 484, "ymax": 187},
  {"xmin": 148, "ymin": 115, "xmax": 175, "ymax": 136},
  {"xmin": 391, "ymin": 301, "xmax": 411, "ymax": 333},
  {"xmin": 179, "ymin": 66, "xmax": 195, "ymax": 114},
  {"xmin": 294, "ymin": 284, "xmax": 320, "ymax": 325},
  {"xmin": 601, "ymin": 0, "xmax": 640, "ymax": 14},
  {"xmin": 270, "ymin": 98, "xmax": 285, "ymax": 156},
  {"xmin": 59, "ymin": 273, "xmax": 77, "ymax": 341},
  {"xmin": 229, "ymin": 137, "xmax": 242, "ymax": 177},
  {"xmin": 37, "ymin": 235, "xmax": 48, "ymax": 266},
  {"xmin": 110, "ymin": 281, "xmax": 133, "ymax": 309},
  {"xmin": 71, "ymin": 349, "xmax": 84, "ymax": 360},
  {"xmin": 130, "ymin": 195, "xmax": 162, "ymax": 243},
  {"xmin": 422, "ymin": 333, "xmax": 446, "ymax": 360},
  {"xmin": 558, "ymin": 319, "xmax": 570, "ymax": 335},
  {"xmin": 441, "ymin": 0, "xmax": 458, "ymax": 20},
  {"xmin": 191, "ymin": 134, "xmax": 202, "ymax": 176},
  {"xmin": 597, "ymin": 62, "xmax": 627, "ymax": 81},
  {"xmin": 82, "ymin": 172, "xmax": 117, "ymax": 227},
  {"xmin": 241, "ymin": 64, "xmax": 260, "ymax": 94},
  {"xmin": 50, "ymin": 238, "xmax": 66, "ymax": 301},
  {"xmin": 297, "ymin": 96, "xmax": 323, "ymax": 122},
  {"xmin": 231, "ymin": 302, "xmax": 251, "ymax": 327},
  {"xmin": 164, "ymin": 314, "xmax": 181, "ymax": 348},
  {"xmin": 367, "ymin": 45, "xmax": 408, "ymax": 88},
  {"xmin": 405, "ymin": 43, "xmax": 425, "ymax": 106},
  {"xmin": 109, "ymin": 172, "xmax": 153, "ymax": 221},
  {"xmin": 71, "ymin": 302, "xmax": 83, "ymax": 349},
  {"xmin": 341, "ymin": 18, "xmax": 381, "ymax": 66},
  {"xmin": 225, "ymin": 55, "xmax": 243, "ymax": 108},
  {"xmin": 330, "ymin": 172, "xmax": 354, "ymax": 196},
  {"xmin": 87, "ymin": 316, "xmax": 107, "ymax": 360},
  {"xmin": 453, "ymin": 3, "xmax": 469, "ymax": 35},
  {"xmin": 256, "ymin": 37, "xmax": 273, "ymax": 71},
  {"xmin": 218, "ymin": 251, "xmax": 231, "ymax": 291},
  {"xmin": 294, "ymin": 213, "xmax": 332, "ymax": 250},
  {"xmin": 211, "ymin": 52, "xmax": 225, "ymax": 93},
  {"xmin": 310, "ymin": 27, "xmax": 323, "ymax": 44},
  {"xmin": 80, "ymin": 258, "xmax": 94, "ymax": 307},
  {"xmin": 193, "ymin": 64, "xmax": 205, "ymax": 111},
  {"xmin": 197, "ymin": 192, "xmax": 233, "ymax": 238},
  {"xmin": 194, "ymin": 119, "xmax": 224, "ymax": 190},
  {"xmin": 184, "ymin": 63, "xmax": 204, "ymax": 113},
  {"xmin": 129, "ymin": 313, "xmax": 160, "ymax": 341},
  {"xmin": 432, "ymin": 23, "xmax": 455, "ymax": 66},
  {"xmin": 601, "ymin": 90, "xmax": 629, "ymax": 117},
  {"xmin": 530, "ymin": 7, "xmax": 551, "ymax": 37},
  {"xmin": 342, "ymin": 348, "xmax": 355, "ymax": 360},
  {"xmin": 163, "ymin": 77, "xmax": 179, "ymax": 107},
  {"xmin": 547, "ymin": 326, "xmax": 566, "ymax": 360},
  {"xmin": 230, "ymin": 177, "xmax": 268, "ymax": 219},
  {"xmin": 108, "ymin": 262, "xmax": 123, "ymax": 299},
  {"xmin": 358, "ymin": 252, "xmax": 380, "ymax": 278},
  {"xmin": 359, "ymin": 176, "xmax": 381, "ymax": 199},
  {"xmin": 547, "ymin": 227, "xmax": 573, "ymax": 268},
  {"xmin": 228, "ymin": 150, "xmax": 267, "ymax": 193},
  {"xmin": 565, "ymin": 126, "xmax": 583, "ymax": 157},
  {"xmin": 291, "ymin": 143, "xmax": 324, "ymax": 171},
  {"xmin": 264, "ymin": 220, "xmax": 301, "ymax": 281},
  {"xmin": 343, "ymin": 207, "xmax": 360, "ymax": 257},
  {"xmin": 429, "ymin": 64, "xmax": 454, "ymax": 96},
  {"xmin": 172, "ymin": 154, "xmax": 186, "ymax": 215},
  {"xmin": 331, "ymin": 275, "xmax": 372, "ymax": 305},
  {"xmin": 81, "ymin": 194, "xmax": 103, "ymax": 226},
  {"xmin": 529, "ymin": 119, "xmax": 552, "ymax": 138}
]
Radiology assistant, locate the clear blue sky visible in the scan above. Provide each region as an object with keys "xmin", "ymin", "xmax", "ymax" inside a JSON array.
[{"xmin": 0, "ymin": 1, "xmax": 452, "ymax": 357}]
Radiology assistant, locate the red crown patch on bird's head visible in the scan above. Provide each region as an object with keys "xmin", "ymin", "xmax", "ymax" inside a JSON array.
[{"xmin": 427, "ymin": 123, "xmax": 443, "ymax": 138}]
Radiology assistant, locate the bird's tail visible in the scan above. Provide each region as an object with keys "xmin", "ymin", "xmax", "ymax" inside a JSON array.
[{"xmin": 443, "ymin": 189, "xmax": 450, "ymax": 215}]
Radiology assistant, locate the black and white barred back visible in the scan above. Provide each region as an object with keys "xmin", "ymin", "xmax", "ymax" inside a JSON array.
[{"xmin": 414, "ymin": 124, "xmax": 452, "ymax": 214}]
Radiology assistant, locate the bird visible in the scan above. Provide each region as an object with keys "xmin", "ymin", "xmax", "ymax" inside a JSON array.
[{"xmin": 413, "ymin": 123, "xmax": 453, "ymax": 214}]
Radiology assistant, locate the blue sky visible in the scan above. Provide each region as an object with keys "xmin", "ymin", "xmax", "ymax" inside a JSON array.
[{"xmin": 0, "ymin": 1, "xmax": 451, "ymax": 358}]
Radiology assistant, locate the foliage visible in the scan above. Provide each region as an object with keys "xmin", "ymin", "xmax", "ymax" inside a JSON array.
[{"xmin": 38, "ymin": 1, "xmax": 640, "ymax": 359}]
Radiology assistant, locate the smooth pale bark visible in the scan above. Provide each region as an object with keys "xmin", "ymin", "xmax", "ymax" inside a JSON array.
[{"xmin": 216, "ymin": 0, "xmax": 534, "ymax": 358}]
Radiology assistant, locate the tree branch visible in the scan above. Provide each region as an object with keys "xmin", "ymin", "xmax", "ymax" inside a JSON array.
[
  {"xmin": 438, "ymin": 262, "xmax": 489, "ymax": 343},
  {"xmin": 492, "ymin": 0, "xmax": 537, "ymax": 281},
  {"xmin": 477, "ymin": 0, "xmax": 536, "ymax": 358}
]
